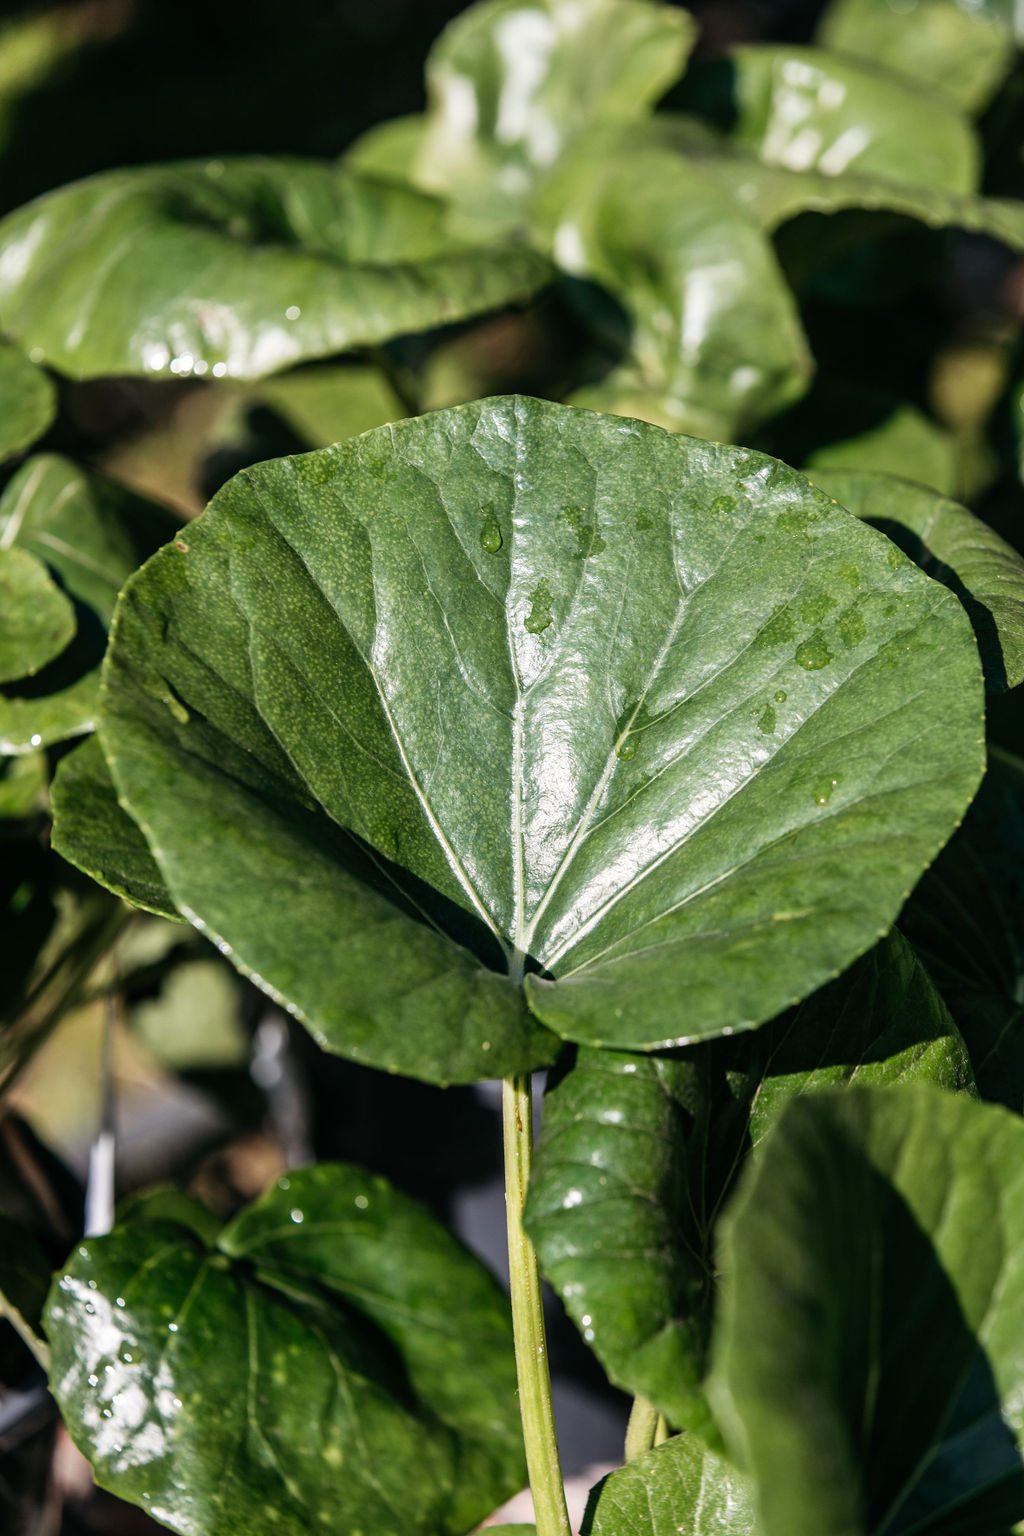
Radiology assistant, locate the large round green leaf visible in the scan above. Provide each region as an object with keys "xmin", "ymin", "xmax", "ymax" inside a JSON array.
[
  {"xmin": 710, "ymin": 1086, "xmax": 1024, "ymax": 1536},
  {"xmin": 0, "ymin": 455, "xmax": 181, "ymax": 752},
  {"xmin": 0, "ymin": 339, "xmax": 54, "ymax": 463},
  {"xmin": 526, "ymin": 932, "xmax": 969, "ymax": 1434},
  {"xmin": 47, "ymin": 1164, "xmax": 525, "ymax": 1536},
  {"xmin": 100, "ymin": 398, "xmax": 983, "ymax": 1082},
  {"xmin": 810, "ymin": 467, "xmax": 1024, "ymax": 691},
  {"xmin": 582, "ymin": 1438, "xmax": 755, "ymax": 1536},
  {"xmin": 0, "ymin": 159, "xmax": 552, "ymax": 382}
]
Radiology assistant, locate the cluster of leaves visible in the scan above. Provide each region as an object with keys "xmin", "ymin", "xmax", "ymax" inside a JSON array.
[{"xmin": 4, "ymin": 1, "xmax": 1024, "ymax": 1534}]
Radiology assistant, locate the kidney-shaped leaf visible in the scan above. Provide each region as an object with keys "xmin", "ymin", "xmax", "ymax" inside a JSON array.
[
  {"xmin": 810, "ymin": 467, "xmax": 1024, "ymax": 691},
  {"xmin": 0, "ymin": 159, "xmax": 552, "ymax": 382},
  {"xmin": 100, "ymin": 398, "xmax": 983, "ymax": 1084},
  {"xmin": 526, "ymin": 932, "xmax": 970, "ymax": 1435},
  {"xmin": 582, "ymin": 1437, "xmax": 755, "ymax": 1536},
  {"xmin": 0, "ymin": 339, "xmax": 55, "ymax": 463},
  {"xmin": 710, "ymin": 1086, "xmax": 1024, "ymax": 1536},
  {"xmin": 46, "ymin": 1164, "xmax": 525, "ymax": 1536},
  {"xmin": 0, "ymin": 455, "xmax": 181, "ymax": 753}
]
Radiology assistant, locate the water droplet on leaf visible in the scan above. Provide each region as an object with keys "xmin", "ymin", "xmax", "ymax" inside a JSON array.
[
  {"xmin": 774, "ymin": 690, "xmax": 787, "ymax": 703},
  {"xmin": 524, "ymin": 579, "xmax": 553, "ymax": 634},
  {"xmin": 795, "ymin": 632, "xmax": 833, "ymax": 670},
  {"xmin": 479, "ymin": 505, "xmax": 502, "ymax": 553},
  {"xmin": 757, "ymin": 704, "xmax": 776, "ymax": 735},
  {"xmin": 812, "ymin": 774, "xmax": 841, "ymax": 805}
]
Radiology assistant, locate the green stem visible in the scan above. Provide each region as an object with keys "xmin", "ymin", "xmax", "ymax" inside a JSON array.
[
  {"xmin": 624, "ymin": 1396, "xmax": 659, "ymax": 1462},
  {"xmin": 654, "ymin": 1413, "xmax": 669, "ymax": 1447},
  {"xmin": 502, "ymin": 1073, "xmax": 571, "ymax": 1536}
]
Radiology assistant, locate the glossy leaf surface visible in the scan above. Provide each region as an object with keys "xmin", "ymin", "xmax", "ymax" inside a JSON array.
[
  {"xmin": 416, "ymin": 0, "xmax": 695, "ymax": 227},
  {"xmin": 0, "ymin": 339, "xmax": 54, "ymax": 463},
  {"xmin": 0, "ymin": 455, "xmax": 180, "ymax": 752},
  {"xmin": 0, "ymin": 544, "xmax": 74, "ymax": 681},
  {"xmin": 0, "ymin": 159, "xmax": 552, "ymax": 382},
  {"xmin": 810, "ymin": 467, "xmax": 1024, "ymax": 690},
  {"xmin": 99, "ymin": 398, "xmax": 984, "ymax": 1075},
  {"xmin": 900, "ymin": 747, "xmax": 1024, "ymax": 1110},
  {"xmin": 711, "ymin": 1087, "xmax": 1024, "ymax": 1536},
  {"xmin": 47, "ymin": 1164, "xmax": 525, "ymax": 1536},
  {"xmin": 692, "ymin": 45, "xmax": 979, "ymax": 192},
  {"xmin": 51, "ymin": 736, "xmax": 182, "ymax": 921},
  {"xmin": 527, "ymin": 933, "xmax": 969, "ymax": 1432},
  {"xmin": 541, "ymin": 144, "xmax": 812, "ymax": 437},
  {"xmin": 818, "ymin": 0, "xmax": 1015, "ymax": 112},
  {"xmin": 582, "ymin": 1437, "xmax": 755, "ymax": 1536}
]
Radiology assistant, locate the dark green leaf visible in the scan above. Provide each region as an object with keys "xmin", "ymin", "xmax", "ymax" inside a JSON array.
[
  {"xmin": 527, "ymin": 932, "xmax": 970, "ymax": 1433},
  {"xmin": 0, "ymin": 455, "xmax": 181, "ymax": 752},
  {"xmin": 536, "ymin": 142, "xmax": 812, "ymax": 436},
  {"xmin": 710, "ymin": 1086, "xmax": 1024, "ymax": 1536},
  {"xmin": 0, "ymin": 159, "xmax": 552, "ymax": 382},
  {"xmin": 687, "ymin": 45, "xmax": 979, "ymax": 192},
  {"xmin": 0, "ymin": 833, "xmax": 55, "ymax": 1020},
  {"xmin": 0, "ymin": 750, "xmax": 45, "ymax": 819},
  {"xmin": 817, "ymin": 0, "xmax": 1015, "ymax": 113},
  {"xmin": 0, "ymin": 545, "xmax": 75, "ymax": 681},
  {"xmin": 47, "ymin": 1164, "xmax": 525, "ymax": 1536},
  {"xmin": 0, "ymin": 339, "xmax": 55, "ymax": 463},
  {"xmin": 51, "ymin": 736, "xmax": 183, "ymax": 921},
  {"xmin": 414, "ymin": 0, "xmax": 696, "ymax": 231},
  {"xmin": 809, "ymin": 467, "xmax": 1024, "ymax": 691},
  {"xmin": 100, "ymin": 399, "xmax": 983, "ymax": 1076},
  {"xmin": 582, "ymin": 1437, "xmax": 755, "ymax": 1536},
  {"xmin": 900, "ymin": 746, "xmax": 1024, "ymax": 1109},
  {"xmin": 113, "ymin": 1187, "xmax": 222, "ymax": 1247}
]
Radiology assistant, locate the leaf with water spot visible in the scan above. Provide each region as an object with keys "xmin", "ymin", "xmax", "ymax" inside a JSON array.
[
  {"xmin": 0, "ymin": 159, "xmax": 552, "ymax": 382},
  {"xmin": 96, "ymin": 398, "xmax": 983, "ymax": 1076},
  {"xmin": 526, "ymin": 931, "xmax": 970, "ymax": 1434},
  {"xmin": 710, "ymin": 1086, "xmax": 1024, "ymax": 1536},
  {"xmin": 45, "ymin": 1164, "xmax": 525, "ymax": 1536},
  {"xmin": 582, "ymin": 1437, "xmax": 756, "ymax": 1535},
  {"xmin": 0, "ymin": 456, "xmax": 180, "ymax": 753}
]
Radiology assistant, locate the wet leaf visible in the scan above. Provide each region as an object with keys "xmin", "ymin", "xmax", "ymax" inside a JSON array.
[
  {"xmin": 582, "ymin": 1437, "xmax": 755, "ymax": 1535},
  {"xmin": 47, "ymin": 1164, "xmax": 525, "ymax": 1536},
  {"xmin": 0, "ymin": 339, "xmax": 54, "ymax": 463},
  {"xmin": 99, "ymin": 399, "xmax": 984, "ymax": 1077},
  {"xmin": 51, "ymin": 736, "xmax": 183, "ymax": 922},
  {"xmin": 710, "ymin": 1086, "xmax": 1024, "ymax": 1536},
  {"xmin": 810, "ymin": 468, "xmax": 1024, "ymax": 690},
  {"xmin": 527, "ymin": 933, "xmax": 969, "ymax": 1433},
  {"xmin": 817, "ymin": 0, "xmax": 1016, "ymax": 113},
  {"xmin": 0, "ymin": 545, "xmax": 75, "ymax": 682},
  {"xmin": 0, "ymin": 159, "xmax": 553, "ymax": 382},
  {"xmin": 0, "ymin": 455, "xmax": 181, "ymax": 752}
]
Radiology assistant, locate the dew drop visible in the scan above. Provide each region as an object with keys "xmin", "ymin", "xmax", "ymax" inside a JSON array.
[
  {"xmin": 101, "ymin": 1408, "xmax": 112, "ymax": 1419},
  {"xmin": 354, "ymin": 1194, "xmax": 369, "ymax": 1210},
  {"xmin": 480, "ymin": 505, "xmax": 503, "ymax": 553},
  {"xmin": 524, "ymin": 578, "xmax": 553, "ymax": 635},
  {"xmin": 757, "ymin": 703, "xmax": 776, "ymax": 736},
  {"xmin": 290, "ymin": 1209, "xmax": 304, "ymax": 1224},
  {"xmin": 795, "ymin": 632, "xmax": 833, "ymax": 671},
  {"xmin": 774, "ymin": 690, "xmax": 787, "ymax": 703},
  {"xmin": 167, "ymin": 1322, "xmax": 179, "ymax": 1333},
  {"xmin": 84, "ymin": 1302, "xmax": 96, "ymax": 1314},
  {"xmin": 811, "ymin": 774, "xmax": 841, "ymax": 806},
  {"xmin": 711, "ymin": 495, "xmax": 735, "ymax": 515},
  {"xmin": 29, "ymin": 733, "xmax": 42, "ymax": 747},
  {"xmin": 615, "ymin": 736, "xmax": 638, "ymax": 761},
  {"xmin": 115, "ymin": 1297, "xmax": 126, "ymax": 1309},
  {"xmin": 211, "ymin": 362, "xmax": 228, "ymax": 378},
  {"xmin": 87, "ymin": 1374, "xmax": 99, "ymax": 1387},
  {"xmin": 285, "ymin": 305, "xmax": 301, "ymax": 321}
]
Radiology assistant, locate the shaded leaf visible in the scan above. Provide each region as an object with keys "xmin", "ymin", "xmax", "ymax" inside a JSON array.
[
  {"xmin": 810, "ymin": 467, "xmax": 1024, "ymax": 690},
  {"xmin": 415, "ymin": 0, "xmax": 695, "ymax": 230},
  {"xmin": 0, "ymin": 159, "xmax": 553, "ymax": 382},
  {"xmin": 686, "ymin": 45, "xmax": 979, "ymax": 192},
  {"xmin": 255, "ymin": 362, "xmax": 406, "ymax": 448},
  {"xmin": 0, "ymin": 833, "xmax": 55, "ymax": 1020},
  {"xmin": 0, "ymin": 1212, "xmax": 52, "ymax": 1364},
  {"xmin": 0, "ymin": 455, "xmax": 181, "ymax": 752},
  {"xmin": 0, "ymin": 750, "xmax": 45, "ymax": 819},
  {"xmin": 537, "ymin": 142, "xmax": 812, "ymax": 436},
  {"xmin": 527, "ymin": 932, "xmax": 970, "ymax": 1433},
  {"xmin": 0, "ymin": 338, "xmax": 54, "ymax": 463},
  {"xmin": 130, "ymin": 959, "xmax": 248, "ymax": 1071},
  {"xmin": 900, "ymin": 746, "xmax": 1024, "ymax": 1109},
  {"xmin": 113, "ymin": 1187, "xmax": 222, "ymax": 1247},
  {"xmin": 817, "ymin": 0, "xmax": 1015, "ymax": 113},
  {"xmin": 100, "ymin": 399, "xmax": 984, "ymax": 1077},
  {"xmin": 582, "ymin": 1437, "xmax": 755, "ymax": 1536},
  {"xmin": 710, "ymin": 1086, "xmax": 1024, "ymax": 1536},
  {"xmin": 51, "ymin": 735, "xmax": 183, "ymax": 921},
  {"xmin": 804, "ymin": 405, "xmax": 957, "ymax": 497},
  {"xmin": 0, "ymin": 544, "xmax": 74, "ymax": 682},
  {"xmin": 47, "ymin": 1164, "xmax": 525, "ymax": 1536}
]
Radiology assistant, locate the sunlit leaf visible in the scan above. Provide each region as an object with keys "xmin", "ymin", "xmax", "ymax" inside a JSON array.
[
  {"xmin": 0, "ymin": 338, "xmax": 54, "ymax": 463},
  {"xmin": 582, "ymin": 1437, "xmax": 755, "ymax": 1536},
  {"xmin": 0, "ymin": 544, "xmax": 74, "ymax": 682}
]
